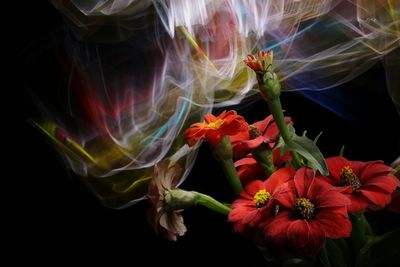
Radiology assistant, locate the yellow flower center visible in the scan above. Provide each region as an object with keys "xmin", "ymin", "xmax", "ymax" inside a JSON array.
[
  {"xmin": 253, "ymin": 189, "xmax": 271, "ymax": 208},
  {"xmin": 207, "ymin": 119, "xmax": 224, "ymax": 130},
  {"xmin": 294, "ymin": 198, "xmax": 315, "ymax": 220},
  {"xmin": 340, "ymin": 166, "xmax": 362, "ymax": 190}
]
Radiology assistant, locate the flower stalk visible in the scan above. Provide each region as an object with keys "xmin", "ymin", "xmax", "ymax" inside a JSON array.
[
  {"xmin": 165, "ymin": 189, "xmax": 231, "ymax": 216},
  {"xmin": 195, "ymin": 192, "xmax": 232, "ymax": 215},
  {"xmin": 349, "ymin": 213, "xmax": 372, "ymax": 256},
  {"xmin": 266, "ymin": 97, "xmax": 302, "ymax": 168},
  {"xmin": 252, "ymin": 144, "xmax": 275, "ymax": 177},
  {"xmin": 212, "ymin": 135, "xmax": 243, "ymax": 195},
  {"xmin": 245, "ymin": 51, "xmax": 302, "ymax": 168}
]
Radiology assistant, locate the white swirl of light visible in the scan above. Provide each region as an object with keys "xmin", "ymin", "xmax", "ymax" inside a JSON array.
[{"xmin": 35, "ymin": 0, "xmax": 399, "ymax": 207}]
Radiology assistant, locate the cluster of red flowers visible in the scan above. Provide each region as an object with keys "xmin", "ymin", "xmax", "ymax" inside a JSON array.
[{"xmin": 184, "ymin": 110, "xmax": 399, "ymax": 254}]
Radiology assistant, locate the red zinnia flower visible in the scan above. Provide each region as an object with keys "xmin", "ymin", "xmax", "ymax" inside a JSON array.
[
  {"xmin": 234, "ymin": 149, "xmax": 292, "ymax": 185},
  {"xmin": 321, "ymin": 157, "xmax": 399, "ymax": 213},
  {"xmin": 234, "ymin": 156, "xmax": 265, "ymax": 186},
  {"xmin": 263, "ymin": 167, "xmax": 351, "ymax": 254},
  {"xmin": 244, "ymin": 50, "xmax": 273, "ymax": 73},
  {"xmin": 184, "ymin": 110, "xmax": 248, "ymax": 146},
  {"xmin": 228, "ymin": 166, "xmax": 295, "ymax": 234},
  {"xmin": 232, "ymin": 114, "xmax": 292, "ymax": 158}
]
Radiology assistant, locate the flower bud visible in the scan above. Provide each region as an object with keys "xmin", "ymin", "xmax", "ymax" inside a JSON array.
[{"xmin": 256, "ymin": 72, "xmax": 281, "ymax": 101}]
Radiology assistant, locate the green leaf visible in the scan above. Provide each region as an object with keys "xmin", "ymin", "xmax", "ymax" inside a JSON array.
[
  {"xmin": 319, "ymin": 244, "xmax": 331, "ymax": 267},
  {"xmin": 326, "ymin": 239, "xmax": 349, "ymax": 267},
  {"xmin": 287, "ymin": 124, "xmax": 296, "ymax": 138},
  {"xmin": 350, "ymin": 213, "xmax": 370, "ymax": 267},
  {"xmin": 339, "ymin": 145, "xmax": 345, "ymax": 157},
  {"xmin": 356, "ymin": 227, "xmax": 400, "ymax": 267},
  {"xmin": 286, "ymin": 134, "xmax": 329, "ymax": 175},
  {"xmin": 313, "ymin": 132, "xmax": 323, "ymax": 145}
]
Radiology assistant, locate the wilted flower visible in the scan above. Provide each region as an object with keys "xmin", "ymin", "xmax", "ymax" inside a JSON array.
[{"xmin": 147, "ymin": 161, "xmax": 187, "ymax": 241}]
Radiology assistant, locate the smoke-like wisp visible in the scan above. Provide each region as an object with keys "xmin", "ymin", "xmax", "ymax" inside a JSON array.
[{"xmin": 31, "ymin": 0, "xmax": 399, "ymax": 208}]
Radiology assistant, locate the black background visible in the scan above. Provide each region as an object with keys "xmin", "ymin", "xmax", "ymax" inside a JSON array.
[{"xmin": 3, "ymin": 1, "xmax": 400, "ymax": 266}]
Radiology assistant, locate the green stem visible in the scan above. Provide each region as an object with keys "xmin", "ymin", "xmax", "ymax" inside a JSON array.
[
  {"xmin": 211, "ymin": 135, "xmax": 243, "ymax": 196},
  {"xmin": 219, "ymin": 158, "xmax": 243, "ymax": 195},
  {"xmin": 253, "ymin": 145, "xmax": 275, "ymax": 177},
  {"xmin": 195, "ymin": 192, "xmax": 231, "ymax": 215},
  {"xmin": 350, "ymin": 213, "xmax": 372, "ymax": 256},
  {"xmin": 267, "ymin": 97, "xmax": 302, "ymax": 168},
  {"xmin": 362, "ymin": 213, "xmax": 373, "ymax": 236}
]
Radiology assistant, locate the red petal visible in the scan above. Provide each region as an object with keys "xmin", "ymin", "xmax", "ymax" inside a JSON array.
[
  {"xmin": 347, "ymin": 194, "xmax": 369, "ymax": 213},
  {"xmin": 316, "ymin": 187, "xmax": 351, "ymax": 208},
  {"xmin": 220, "ymin": 111, "xmax": 238, "ymax": 124},
  {"xmin": 230, "ymin": 131, "xmax": 250, "ymax": 144},
  {"xmin": 231, "ymin": 198, "xmax": 254, "ymax": 208},
  {"xmin": 326, "ymin": 157, "xmax": 350, "ymax": 181},
  {"xmin": 184, "ymin": 127, "xmax": 207, "ymax": 146},
  {"xmin": 252, "ymin": 115, "xmax": 274, "ymax": 133},
  {"xmin": 263, "ymin": 117, "xmax": 292, "ymax": 143},
  {"xmin": 228, "ymin": 206, "xmax": 255, "ymax": 222},
  {"xmin": 264, "ymin": 211, "xmax": 292, "ymax": 244},
  {"xmin": 223, "ymin": 118, "xmax": 248, "ymax": 136},
  {"xmin": 316, "ymin": 174, "xmax": 337, "ymax": 186},
  {"xmin": 307, "ymin": 221, "xmax": 326, "ymax": 253},
  {"xmin": 287, "ymin": 220, "xmax": 310, "ymax": 248},
  {"xmin": 273, "ymin": 149, "xmax": 292, "ymax": 167},
  {"xmin": 205, "ymin": 129, "xmax": 224, "ymax": 145},
  {"xmin": 239, "ymin": 189, "xmax": 254, "ymax": 199},
  {"xmin": 265, "ymin": 166, "xmax": 295, "ymax": 193},
  {"xmin": 316, "ymin": 211, "xmax": 351, "ymax": 238},
  {"xmin": 357, "ymin": 160, "xmax": 389, "ymax": 181},
  {"xmin": 358, "ymin": 187, "xmax": 392, "ymax": 207},
  {"xmin": 232, "ymin": 142, "xmax": 250, "ymax": 159},
  {"xmin": 263, "ymin": 121, "xmax": 280, "ymax": 143},
  {"xmin": 245, "ymin": 180, "xmax": 266, "ymax": 196},
  {"xmin": 362, "ymin": 174, "xmax": 399, "ymax": 193},
  {"xmin": 307, "ymin": 178, "xmax": 331, "ymax": 197},
  {"xmin": 294, "ymin": 167, "xmax": 315, "ymax": 198},
  {"xmin": 243, "ymin": 136, "xmax": 264, "ymax": 149},
  {"xmin": 234, "ymin": 157, "xmax": 256, "ymax": 167},
  {"xmin": 219, "ymin": 110, "xmax": 235, "ymax": 119},
  {"xmin": 347, "ymin": 160, "xmax": 369, "ymax": 176},
  {"xmin": 242, "ymin": 209, "xmax": 261, "ymax": 225},
  {"xmin": 237, "ymin": 167, "xmax": 254, "ymax": 185},
  {"xmin": 204, "ymin": 113, "xmax": 218, "ymax": 124},
  {"xmin": 275, "ymin": 183, "xmax": 296, "ymax": 208}
]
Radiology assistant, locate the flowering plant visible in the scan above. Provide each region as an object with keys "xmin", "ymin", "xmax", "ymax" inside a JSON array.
[
  {"xmin": 145, "ymin": 51, "xmax": 400, "ymax": 266},
  {"xmin": 25, "ymin": 1, "xmax": 400, "ymax": 266}
]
